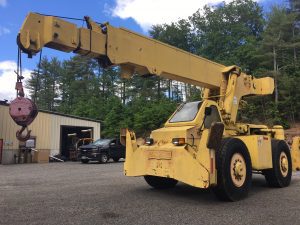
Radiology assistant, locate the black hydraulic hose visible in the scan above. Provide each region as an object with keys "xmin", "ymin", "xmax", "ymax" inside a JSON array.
[
  {"xmin": 34, "ymin": 49, "xmax": 43, "ymax": 103},
  {"xmin": 35, "ymin": 13, "xmax": 104, "ymax": 25},
  {"xmin": 36, "ymin": 13, "xmax": 85, "ymax": 21}
]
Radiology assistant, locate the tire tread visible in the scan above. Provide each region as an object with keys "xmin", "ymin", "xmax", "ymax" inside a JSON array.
[{"xmin": 213, "ymin": 138, "xmax": 252, "ymax": 201}]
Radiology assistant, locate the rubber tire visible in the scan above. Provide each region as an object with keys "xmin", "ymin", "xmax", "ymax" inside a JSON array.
[
  {"xmin": 144, "ymin": 175, "xmax": 178, "ymax": 189},
  {"xmin": 99, "ymin": 153, "xmax": 109, "ymax": 164},
  {"xmin": 112, "ymin": 157, "xmax": 120, "ymax": 162},
  {"xmin": 263, "ymin": 140, "xmax": 292, "ymax": 188},
  {"xmin": 81, "ymin": 159, "xmax": 89, "ymax": 164},
  {"xmin": 212, "ymin": 138, "xmax": 252, "ymax": 201}
]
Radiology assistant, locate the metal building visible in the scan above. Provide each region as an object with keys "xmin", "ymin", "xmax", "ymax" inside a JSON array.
[{"xmin": 0, "ymin": 102, "xmax": 101, "ymax": 164}]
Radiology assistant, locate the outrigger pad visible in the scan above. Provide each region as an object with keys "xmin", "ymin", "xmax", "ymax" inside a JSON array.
[{"xmin": 207, "ymin": 122, "xmax": 224, "ymax": 150}]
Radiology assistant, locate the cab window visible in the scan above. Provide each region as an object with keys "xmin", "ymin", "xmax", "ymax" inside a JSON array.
[{"xmin": 169, "ymin": 101, "xmax": 202, "ymax": 123}]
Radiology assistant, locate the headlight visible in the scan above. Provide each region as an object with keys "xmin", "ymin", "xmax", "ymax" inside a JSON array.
[
  {"xmin": 92, "ymin": 148, "xmax": 98, "ymax": 153},
  {"xmin": 172, "ymin": 138, "xmax": 185, "ymax": 146},
  {"xmin": 145, "ymin": 137, "xmax": 154, "ymax": 145}
]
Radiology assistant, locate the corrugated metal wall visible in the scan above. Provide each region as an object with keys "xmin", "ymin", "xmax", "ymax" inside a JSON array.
[
  {"xmin": 0, "ymin": 105, "xmax": 101, "ymax": 158},
  {"xmin": 0, "ymin": 105, "xmax": 20, "ymax": 150}
]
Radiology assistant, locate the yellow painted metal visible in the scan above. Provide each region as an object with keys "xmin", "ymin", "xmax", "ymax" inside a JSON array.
[
  {"xmin": 291, "ymin": 136, "xmax": 300, "ymax": 171},
  {"xmin": 230, "ymin": 153, "xmax": 247, "ymax": 187},
  {"xmin": 237, "ymin": 135, "xmax": 272, "ymax": 170},
  {"xmin": 222, "ymin": 73, "xmax": 274, "ymax": 124},
  {"xmin": 19, "ymin": 13, "xmax": 222, "ymax": 88},
  {"xmin": 259, "ymin": 125, "xmax": 285, "ymax": 140},
  {"xmin": 18, "ymin": 14, "xmax": 273, "ymax": 89},
  {"xmin": 124, "ymin": 101, "xmax": 221, "ymax": 188},
  {"xmin": 75, "ymin": 28, "xmax": 106, "ymax": 58},
  {"xmin": 106, "ymin": 26, "xmax": 223, "ymax": 89},
  {"xmin": 124, "ymin": 128, "xmax": 212, "ymax": 188},
  {"xmin": 18, "ymin": 13, "xmax": 79, "ymax": 54},
  {"xmin": 279, "ymin": 151, "xmax": 289, "ymax": 177}
]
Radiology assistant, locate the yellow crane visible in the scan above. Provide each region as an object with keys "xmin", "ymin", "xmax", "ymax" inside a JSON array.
[
  {"xmin": 291, "ymin": 137, "xmax": 300, "ymax": 171},
  {"xmin": 16, "ymin": 12, "xmax": 293, "ymax": 201}
]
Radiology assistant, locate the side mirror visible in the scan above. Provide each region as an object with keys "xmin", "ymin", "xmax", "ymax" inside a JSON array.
[{"xmin": 205, "ymin": 107, "xmax": 212, "ymax": 116}]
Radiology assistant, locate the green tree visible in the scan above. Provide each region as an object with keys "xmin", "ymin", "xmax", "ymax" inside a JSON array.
[
  {"xmin": 259, "ymin": 6, "xmax": 297, "ymax": 104},
  {"xmin": 130, "ymin": 98, "xmax": 176, "ymax": 137},
  {"xmin": 190, "ymin": 0, "xmax": 264, "ymax": 71},
  {"xmin": 58, "ymin": 56, "xmax": 99, "ymax": 115},
  {"xmin": 257, "ymin": 6, "xmax": 300, "ymax": 125},
  {"xmin": 26, "ymin": 57, "xmax": 61, "ymax": 111},
  {"xmin": 102, "ymin": 96, "xmax": 126, "ymax": 137}
]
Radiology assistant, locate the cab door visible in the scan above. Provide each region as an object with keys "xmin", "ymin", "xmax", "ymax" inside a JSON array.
[
  {"xmin": 109, "ymin": 139, "xmax": 125, "ymax": 159},
  {"xmin": 109, "ymin": 139, "xmax": 118, "ymax": 158},
  {"xmin": 117, "ymin": 139, "xmax": 126, "ymax": 158}
]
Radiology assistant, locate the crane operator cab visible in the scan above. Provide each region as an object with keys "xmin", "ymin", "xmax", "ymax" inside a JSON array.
[{"xmin": 123, "ymin": 100, "xmax": 225, "ymax": 189}]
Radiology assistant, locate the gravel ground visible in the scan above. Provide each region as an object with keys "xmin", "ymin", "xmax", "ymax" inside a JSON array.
[{"xmin": 0, "ymin": 161, "xmax": 299, "ymax": 225}]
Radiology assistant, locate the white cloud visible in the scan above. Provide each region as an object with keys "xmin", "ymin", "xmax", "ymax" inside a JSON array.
[
  {"xmin": 111, "ymin": 0, "xmax": 259, "ymax": 31},
  {"xmin": 0, "ymin": 26, "xmax": 10, "ymax": 36},
  {"xmin": 0, "ymin": 61, "xmax": 31, "ymax": 102},
  {"xmin": 0, "ymin": 25, "xmax": 10, "ymax": 36},
  {"xmin": 0, "ymin": 0, "xmax": 6, "ymax": 7}
]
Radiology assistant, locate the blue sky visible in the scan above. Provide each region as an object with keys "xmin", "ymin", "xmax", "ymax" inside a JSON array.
[
  {"xmin": 0, "ymin": 0, "xmax": 143, "ymax": 68},
  {"xmin": 0, "ymin": 0, "xmax": 285, "ymax": 100}
]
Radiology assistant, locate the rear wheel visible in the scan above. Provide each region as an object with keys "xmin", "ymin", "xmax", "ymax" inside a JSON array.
[
  {"xmin": 263, "ymin": 140, "xmax": 292, "ymax": 187},
  {"xmin": 212, "ymin": 138, "xmax": 252, "ymax": 201},
  {"xmin": 81, "ymin": 159, "xmax": 89, "ymax": 164},
  {"xmin": 144, "ymin": 175, "xmax": 178, "ymax": 189},
  {"xmin": 112, "ymin": 157, "xmax": 120, "ymax": 162},
  {"xmin": 99, "ymin": 153, "xmax": 109, "ymax": 164}
]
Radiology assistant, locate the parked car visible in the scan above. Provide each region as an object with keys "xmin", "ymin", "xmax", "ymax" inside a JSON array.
[{"xmin": 79, "ymin": 138, "xmax": 125, "ymax": 164}]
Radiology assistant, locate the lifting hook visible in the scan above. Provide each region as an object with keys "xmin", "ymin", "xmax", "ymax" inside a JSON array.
[
  {"xmin": 16, "ymin": 126, "xmax": 32, "ymax": 142},
  {"xmin": 10, "ymin": 47, "xmax": 38, "ymax": 142}
]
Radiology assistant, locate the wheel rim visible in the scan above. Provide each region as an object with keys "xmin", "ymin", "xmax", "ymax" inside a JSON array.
[
  {"xmin": 279, "ymin": 151, "xmax": 289, "ymax": 177},
  {"xmin": 102, "ymin": 155, "xmax": 108, "ymax": 162},
  {"xmin": 230, "ymin": 153, "xmax": 247, "ymax": 187}
]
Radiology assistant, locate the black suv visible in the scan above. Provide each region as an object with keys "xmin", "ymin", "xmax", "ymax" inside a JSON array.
[{"xmin": 80, "ymin": 138, "xmax": 126, "ymax": 164}]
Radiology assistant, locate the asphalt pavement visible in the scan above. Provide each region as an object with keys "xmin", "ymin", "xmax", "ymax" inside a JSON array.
[{"xmin": 0, "ymin": 161, "xmax": 299, "ymax": 225}]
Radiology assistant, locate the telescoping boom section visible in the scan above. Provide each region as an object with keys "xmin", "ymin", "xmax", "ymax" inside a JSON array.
[{"xmin": 18, "ymin": 12, "xmax": 292, "ymax": 202}]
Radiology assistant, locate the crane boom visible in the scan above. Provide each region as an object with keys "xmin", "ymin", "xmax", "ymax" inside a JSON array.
[
  {"xmin": 18, "ymin": 13, "xmax": 224, "ymax": 89},
  {"xmin": 17, "ymin": 12, "xmax": 274, "ymax": 124}
]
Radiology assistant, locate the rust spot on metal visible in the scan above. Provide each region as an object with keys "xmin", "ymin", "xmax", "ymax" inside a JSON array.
[{"xmin": 203, "ymin": 180, "xmax": 209, "ymax": 188}]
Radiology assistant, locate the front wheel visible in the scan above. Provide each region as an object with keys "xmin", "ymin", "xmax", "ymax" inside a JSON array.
[
  {"xmin": 263, "ymin": 140, "xmax": 292, "ymax": 187},
  {"xmin": 212, "ymin": 138, "xmax": 252, "ymax": 201},
  {"xmin": 144, "ymin": 175, "xmax": 178, "ymax": 189},
  {"xmin": 99, "ymin": 153, "xmax": 109, "ymax": 164}
]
